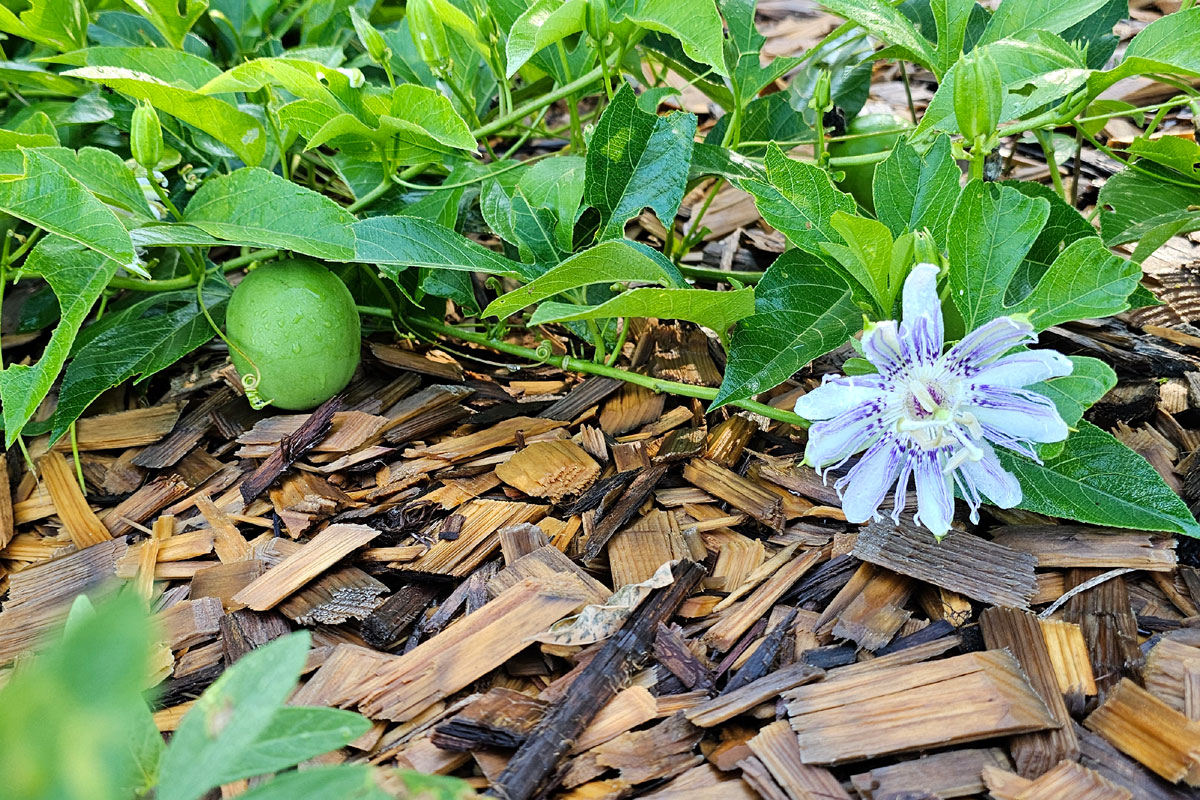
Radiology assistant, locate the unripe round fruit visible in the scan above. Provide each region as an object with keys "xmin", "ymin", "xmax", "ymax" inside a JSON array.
[
  {"xmin": 829, "ymin": 113, "xmax": 912, "ymax": 214},
  {"xmin": 226, "ymin": 259, "xmax": 361, "ymax": 410}
]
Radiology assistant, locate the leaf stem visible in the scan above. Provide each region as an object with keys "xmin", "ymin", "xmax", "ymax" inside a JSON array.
[
  {"xmin": 677, "ymin": 264, "xmax": 765, "ymax": 284},
  {"xmin": 1034, "ymin": 129, "xmax": 1068, "ymax": 202},
  {"xmin": 372, "ymin": 311, "xmax": 810, "ymax": 427},
  {"xmin": 474, "ymin": 64, "xmax": 607, "ymax": 139}
]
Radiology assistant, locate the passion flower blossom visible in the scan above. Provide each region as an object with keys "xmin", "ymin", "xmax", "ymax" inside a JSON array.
[{"xmin": 795, "ymin": 263, "xmax": 1072, "ymax": 538}]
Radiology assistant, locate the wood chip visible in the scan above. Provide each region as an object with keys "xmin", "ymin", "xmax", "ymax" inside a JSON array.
[{"xmin": 231, "ymin": 523, "xmax": 379, "ymax": 610}]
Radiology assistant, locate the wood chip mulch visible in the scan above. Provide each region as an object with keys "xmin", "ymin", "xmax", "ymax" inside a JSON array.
[{"xmin": 4, "ymin": 316, "xmax": 1200, "ymax": 800}]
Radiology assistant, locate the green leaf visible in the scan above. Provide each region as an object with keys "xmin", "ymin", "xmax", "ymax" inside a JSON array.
[
  {"xmin": 482, "ymin": 184, "xmax": 566, "ymax": 271},
  {"xmin": 516, "ymin": 155, "xmax": 586, "ymax": 251},
  {"xmin": 0, "ymin": 148, "xmax": 135, "ymax": 268},
  {"xmin": 585, "ymin": 83, "xmax": 697, "ymax": 241},
  {"xmin": 49, "ymin": 283, "xmax": 229, "ymax": 443},
  {"xmin": 998, "ymin": 421, "xmax": 1200, "ymax": 537},
  {"xmin": 530, "ymin": 286, "xmax": 755, "ymax": 333},
  {"xmin": 741, "ymin": 143, "xmax": 856, "ymax": 254},
  {"xmin": 506, "ymin": 0, "xmax": 587, "ymax": 77},
  {"xmin": 705, "ymin": 91, "xmax": 809, "ymax": 156},
  {"xmin": 872, "ymin": 134, "xmax": 962, "ymax": 247},
  {"xmin": 815, "ymin": 0, "xmax": 936, "ymax": 73},
  {"xmin": 0, "ymin": 0, "xmax": 87, "ymax": 52},
  {"xmin": 1031, "ymin": 355, "xmax": 1114, "ymax": 430},
  {"xmin": 722, "ymin": 0, "xmax": 802, "ymax": 104},
  {"xmin": 1087, "ymin": 6, "xmax": 1200, "ymax": 96},
  {"xmin": 0, "ymin": 239, "xmax": 117, "ymax": 447},
  {"xmin": 712, "ymin": 250, "xmax": 862, "ymax": 410},
  {"xmin": 483, "ymin": 239, "xmax": 684, "ymax": 319},
  {"xmin": 928, "ymin": 0, "xmax": 977, "ymax": 78},
  {"xmin": 37, "ymin": 146, "xmax": 156, "ymax": 221},
  {"xmin": 0, "ymin": 60, "xmax": 85, "ymax": 95},
  {"xmin": 976, "ymin": 0, "xmax": 1110, "ymax": 46},
  {"xmin": 218, "ymin": 707, "xmax": 370, "ymax": 784},
  {"xmin": 233, "ymin": 766, "xmax": 393, "ymax": 800},
  {"xmin": 1006, "ymin": 236, "xmax": 1140, "ymax": 331},
  {"xmin": 915, "ymin": 32, "xmax": 1088, "ymax": 137},
  {"xmin": 946, "ymin": 180, "xmax": 1049, "ymax": 330},
  {"xmin": 614, "ymin": 0, "xmax": 727, "ymax": 76},
  {"xmin": 64, "ymin": 66, "xmax": 266, "ymax": 166},
  {"xmin": 46, "ymin": 46, "xmax": 221, "ymax": 88},
  {"xmin": 690, "ymin": 142, "xmax": 765, "ymax": 182},
  {"xmin": 184, "ymin": 167, "xmax": 357, "ymax": 259},
  {"xmin": 351, "ymin": 215, "xmax": 530, "ymax": 279},
  {"xmin": 122, "ymin": 0, "xmax": 208, "ymax": 49},
  {"xmin": 158, "ymin": 632, "xmax": 312, "ymax": 800},
  {"xmin": 820, "ymin": 211, "xmax": 903, "ymax": 315},
  {"xmin": 1128, "ymin": 136, "xmax": 1200, "ymax": 183},
  {"xmin": 1098, "ymin": 165, "xmax": 1200, "ymax": 263},
  {"xmin": 0, "ymin": 593, "xmax": 156, "ymax": 800}
]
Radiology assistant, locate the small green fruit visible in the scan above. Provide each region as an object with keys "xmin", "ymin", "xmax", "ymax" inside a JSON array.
[
  {"xmin": 226, "ymin": 259, "xmax": 361, "ymax": 411},
  {"xmin": 829, "ymin": 113, "xmax": 912, "ymax": 214}
]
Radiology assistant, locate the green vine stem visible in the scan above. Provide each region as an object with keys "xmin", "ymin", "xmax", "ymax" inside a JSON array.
[{"xmin": 360, "ymin": 309, "xmax": 810, "ymax": 428}]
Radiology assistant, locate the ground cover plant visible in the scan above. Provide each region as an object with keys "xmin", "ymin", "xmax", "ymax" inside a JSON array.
[{"xmin": 3, "ymin": 0, "xmax": 1200, "ymax": 797}]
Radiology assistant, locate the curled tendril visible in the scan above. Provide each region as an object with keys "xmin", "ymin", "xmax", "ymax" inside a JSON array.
[
  {"xmin": 240, "ymin": 372, "xmax": 271, "ymax": 410},
  {"xmin": 534, "ymin": 339, "xmax": 554, "ymax": 361},
  {"xmin": 485, "ymin": 276, "xmax": 503, "ymax": 293}
]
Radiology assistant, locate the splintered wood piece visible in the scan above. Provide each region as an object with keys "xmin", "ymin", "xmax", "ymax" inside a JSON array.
[
  {"xmin": 369, "ymin": 342, "xmax": 463, "ymax": 380},
  {"xmin": 572, "ymin": 686, "xmax": 659, "ymax": 753},
  {"xmin": 654, "ymin": 427, "xmax": 707, "ymax": 465},
  {"xmin": 1064, "ymin": 568, "xmax": 1142, "ymax": 695},
  {"xmin": 278, "ymin": 564, "xmax": 388, "ymax": 625},
  {"xmin": 850, "ymin": 748, "xmax": 1012, "ymax": 800},
  {"xmin": 641, "ymin": 764, "xmax": 757, "ymax": 800},
  {"xmin": 403, "ymin": 416, "xmax": 564, "ymax": 461},
  {"xmin": 114, "ymin": 530, "xmax": 214, "ymax": 578},
  {"xmin": 132, "ymin": 389, "xmax": 230, "ymax": 468},
  {"xmin": 40, "ymin": 451, "xmax": 111, "ymax": 548},
  {"xmin": 991, "ymin": 525, "xmax": 1177, "ymax": 571},
  {"xmin": 194, "ymin": 493, "xmax": 250, "ymax": 563},
  {"xmin": 539, "ymin": 377, "xmax": 622, "ymax": 421},
  {"xmin": 231, "ymin": 523, "xmax": 379, "ymax": 610},
  {"xmin": 358, "ymin": 577, "xmax": 589, "ymax": 721},
  {"xmin": 291, "ymin": 643, "xmax": 395, "ymax": 707},
  {"xmin": 738, "ymin": 755, "xmax": 789, "ymax": 800},
  {"xmin": 564, "ymin": 713, "xmax": 703, "ymax": 789},
  {"xmin": 748, "ymin": 720, "xmax": 852, "ymax": 800},
  {"xmin": 407, "ymin": 499, "xmax": 547, "ymax": 576},
  {"xmin": 499, "ymin": 523, "xmax": 550, "ymax": 563},
  {"xmin": 488, "ymin": 545, "xmax": 611, "ymax": 606},
  {"xmin": 704, "ymin": 416, "xmax": 757, "ymax": 468},
  {"xmin": 683, "ymin": 459, "xmax": 784, "ymax": 531},
  {"xmin": 654, "ymin": 624, "xmax": 713, "ymax": 691},
  {"xmin": 1013, "ymin": 760, "xmax": 1132, "ymax": 800},
  {"xmin": 1085, "ymin": 678, "xmax": 1200, "ymax": 785},
  {"xmin": 51, "ymin": 404, "xmax": 183, "ymax": 451},
  {"xmin": 0, "ymin": 454, "xmax": 13, "ymax": 551},
  {"xmin": 704, "ymin": 547, "xmax": 822, "ymax": 652},
  {"xmin": 580, "ymin": 464, "xmax": 669, "ymax": 563},
  {"xmin": 360, "ymin": 583, "xmax": 441, "ymax": 651},
  {"xmin": 433, "ymin": 687, "xmax": 549, "ymax": 751},
  {"xmin": 495, "ymin": 440, "xmax": 600, "ymax": 502},
  {"xmin": 827, "ymin": 565, "xmax": 912, "ymax": 652},
  {"xmin": 785, "ymin": 650, "xmax": 1058, "ymax": 764},
  {"xmin": 612, "ymin": 441, "xmax": 651, "ymax": 473},
  {"xmin": 853, "ymin": 521, "xmax": 1036, "ymax": 608},
  {"xmin": 219, "ymin": 609, "xmax": 291, "ymax": 664},
  {"xmin": 599, "ymin": 384, "xmax": 666, "ymax": 436},
  {"xmin": 156, "ymin": 596, "xmax": 223, "ymax": 649},
  {"xmin": 983, "ymin": 766, "xmax": 1034, "ymax": 800},
  {"xmin": 191, "ymin": 560, "xmax": 264, "ymax": 609},
  {"xmin": 487, "ymin": 562, "xmax": 706, "ymax": 800},
  {"xmin": 100, "ymin": 475, "xmax": 191, "ymax": 537},
  {"xmin": 1144, "ymin": 639, "xmax": 1200, "ymax": 717},
  {"xmin": 1040, "ymin": 618, "xmax": 1098, "ymax": 712},
  {"xmin": 1076, "ymin": 721, "xmax": 1199, "ymax": 800},
  {"xmin": 607, "ymin": 509, "xmax": 687, "ymax": 588},
  {"xmin": 686, "ymin": 662, "xmax": 823, "ymax": 728},
  {"xmin": 240, "ymin": 394, "xmax": 342, "ymax": 503},
  {"xmin": 269, "ymin": 471, "xmax": 350, "ymax": 537},
  {"xmin": 981, "ymin": 607, "xmax": 1079, "ymax": 777},
  {"xmin": 134, "ymin": 514, "xmax": 174, "ymax": 600}
]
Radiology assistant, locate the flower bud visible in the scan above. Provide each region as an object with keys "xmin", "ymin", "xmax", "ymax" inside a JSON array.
[
  {"xmin": 130, "ymin": 101, "xmax": 162, "ymax": 171},
  {"xmin": 350, "ymin": 7, "xmax": 390, "ymax": 66},
  {"xmin": 808, "ymin": 70, "xmax": 832, "ymax": 116},
  {"xmin": 586, "ymin": 0, "xmax": 610, "ymax": 43},
  {"xmin": 408, "ymin": 0, "xmax": 449, "ymax": 67},
  {"xmin": 953, "ymin": 49, "xmax": 1002, "ymax": 143}
]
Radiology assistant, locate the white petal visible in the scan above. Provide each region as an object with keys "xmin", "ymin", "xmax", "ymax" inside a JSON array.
[
  {"xmin": 960, "ymin": 444, "xmax": 1022, "ymax": 509},
  {"xmin": 900, "ymin": 263, "xmax": 944, "ymax": 364},
  {"xmin": 970, "ymin": 349, "xmax": 1073, "ymax": 388},
  {"xmin": 913, "ymin": 449, "xmax": 954, "ymax": 539},
  {"xmin": 943, "ymin": 315, "xmax": 1035, "ymax": 373},
  {"xmin": 970, "ymin": 386, "xmax": 1069, "ymax": 444},
  {"xmin": 794, "ymin": 375, "xmax": 887, "ymax": 421},
  {"xmin": 863, "ymin": 320, "xmax": 904, "ymax": 376},
  {"xmin": 804, "ymin": 403, "xmax": 887, "ymax": 469},
  {"xmin": 837, "ymin": 435, "xmax": 903, "ymax": 523}
]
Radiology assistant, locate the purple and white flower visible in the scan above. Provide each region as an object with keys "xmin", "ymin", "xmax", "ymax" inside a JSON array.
[{"xmin": 795, "ymin": 263, "xmax": 1073, "ymax": 539}]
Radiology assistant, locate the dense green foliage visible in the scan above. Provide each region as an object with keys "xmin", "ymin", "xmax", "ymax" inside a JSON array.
[{"xmin": 0, "ymin": 0, "xmax": 1198, "ymax": 534}]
